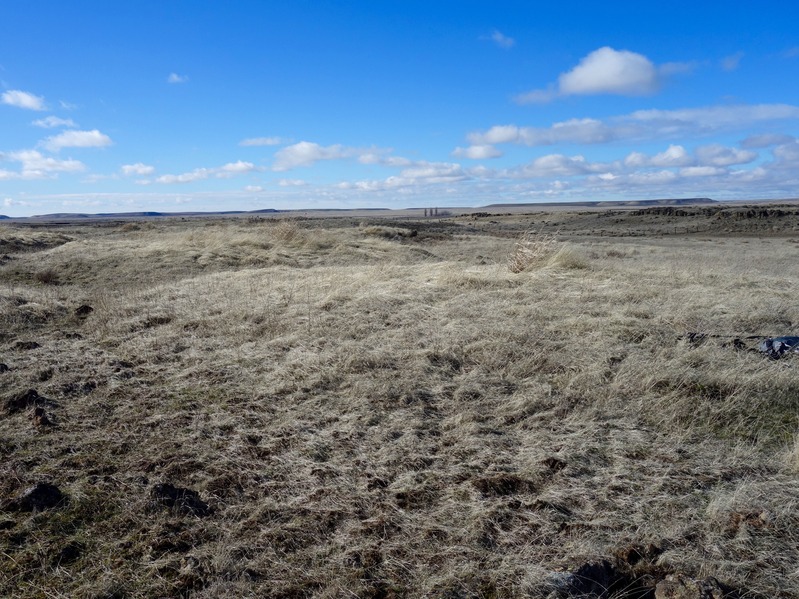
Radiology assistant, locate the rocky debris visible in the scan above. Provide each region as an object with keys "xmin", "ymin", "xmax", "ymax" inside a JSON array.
[
  {"xmin": 5, "ymin": 389, "xmax": 56, "ymax": 414},
  {"xmin": 4, "ymin": 482, "xmax": 68, "ymax": 512},
  {"xmin": 75, "ymin": 304, "xmax": 93, "ymax": 318},
  {"xmin": 14, "ymin": 340, "xmax": 40, "ymax": 350},
  {"xmin": 150, "ymin": 483, "xmax": 211, "ymax": 517},
  {"xmin": 654, "ymin": 574, "xmax": 738, "ymax": 599},
  {"xmin": 0, "ymin": 363, "xmax": 9, "ymax": 373},
  {"xmin": 31, "ymin": 406, "xmax": 53, "ymax": 427}
]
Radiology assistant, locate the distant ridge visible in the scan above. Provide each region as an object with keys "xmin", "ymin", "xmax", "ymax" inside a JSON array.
[
  {"xmin": 484, "ymin": 198, "xmax": 716, "ymax": 208},
  {"xmin": 0, "ymin": 214, "xmax": 10, "ymax": 220}
]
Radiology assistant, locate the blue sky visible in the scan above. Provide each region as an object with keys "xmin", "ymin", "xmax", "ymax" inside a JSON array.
[{"xmin": 1, "ymin": 1, "xmax": 799, "ymax": 216}]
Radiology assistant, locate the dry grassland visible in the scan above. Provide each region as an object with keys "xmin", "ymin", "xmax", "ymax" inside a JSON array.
[{"xmin": 1, "ymin": 212, "xmax": 799, "ymax": 598}]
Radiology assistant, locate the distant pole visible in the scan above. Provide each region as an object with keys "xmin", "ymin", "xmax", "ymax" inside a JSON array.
[{"xmin": 424, "ymin": 208, "xmax": 428, "ymax": 217}]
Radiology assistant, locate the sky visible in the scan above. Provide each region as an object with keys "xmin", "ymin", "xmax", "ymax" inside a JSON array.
[{"xmin": 1, "ymin": 1, "xmax": 799, "ymax": 216}]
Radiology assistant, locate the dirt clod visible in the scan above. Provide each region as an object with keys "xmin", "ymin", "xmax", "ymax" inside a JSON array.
[
  {"xmin": 150, "ymin": 483, "xmax": 211, "ymax": 517},
  {"xmin": 5, "ymin": 482, "xmax": 68, "ymax": 512}
]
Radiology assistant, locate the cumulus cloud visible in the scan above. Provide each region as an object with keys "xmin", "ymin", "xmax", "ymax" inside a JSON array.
[
  {"xmin": 278, "ymin": 179, "xmax": 307, "ymax": 187},
  {"xmin": 239, "ymin": 136, "xmax": 284, "ymax": 146},
  {"xmin": 153, "ymin": 160, "xmax": 258, "ymax": 184},
  {"xmin": 516, "ymin": 47, "xmax": 661, "ymax": 103},
  {"xmin": 217, "ymin": 160, "xmax": 256, "ymax": 177},
  {"xmin": 273, "ymin": 141, "xmax": 358, "ymax": 171},
  {"xmin": 244, "ymin": 185, "xmax": 264, "ymax": 192},
  {"xmin": 468, "ymin": 118, "xmax": 615, "ymax": 146},
  {"xmin": 156, "ymin": 168, "xmax": 210, "ymax": 184},
  {"xmin": 650, "ymin": 145, "xmax": 693, "ymax": 167},
  {"xmin": 1, "ymin": 149, "xmax": 85, "ymax": 179},
  {"xmin": 121, "ymin": 163, "xmax": 155, "ymax": 176},
  {"xmin": 32, "ymin": 116, "xmax": 77, "ymax": 128},
  {"xmin": 42, "ymin": 129, "xmax": 113, "ymax": 152},
  {"xmin": 452, "ymin": 144, "xmax": 503, "ymax": 159},
  {"xmin": 695, "ymin": 144, "xmax": 756, "ymax": 167},
  {"xmin": 1, "ymin": 89, "xmax": 46, "ymax": 110},
  {"xmin": 272, "ymin": 141, "xmax": 403, "ymax": 171},
  {"xmin": 167, "ymin": 73, "xmax": 189, "ymax": 83}
]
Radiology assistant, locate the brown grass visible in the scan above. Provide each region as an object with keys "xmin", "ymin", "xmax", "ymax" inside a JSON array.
[{"xmin": 1, "ymin": 215, "xmax": 798, "ymax": 598}]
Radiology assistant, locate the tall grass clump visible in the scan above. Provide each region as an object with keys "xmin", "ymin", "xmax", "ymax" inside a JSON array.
[{"xmin": 508, "ymin": 230, "xmax": 588, "ymax": 272}]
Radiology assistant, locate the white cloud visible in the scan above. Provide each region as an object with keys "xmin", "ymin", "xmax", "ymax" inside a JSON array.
[
  {"xmin": 3, "ymin": 197, "xmax": 32, "ymax": 207},
  {"xmin": 1, "ymin": 149, "xmax": 85, "ymax": 179},
  {"xmin": 741, "ymin": 133, "xmax": 795, "ymax": 148},
  {"xmin": 721, "ymin": 52, "xmax": 744, "ymax": 72},
  {"xmin": 272, "ymin": 141, "xmax": 359, "ymax": 171},
  {"xmin": 217, "ymin": 160, "xmax": 256, "ymax": 177},
  {"xmin": 650, "ymin": 145, "xmax": 693, "ymax": 167},
  {"xmin": 278, "ymin": 179, "xmax": 307, "ymax": 187},
  {"xmin": 167, "ymin": 73, "xmax": 189, "ymax": 83},
  {"xmin": 468, "ymin": 118, "xmax": 614, "ymax": 146},
  {"xmin": 121, "ymin": 163, "xmax": 155, "ymax": 176},
  {"xmin": 156, "ymin": 168, "xmax": 210, "ymax": 184},
  {"xmin": 32, "ymin": 116, "xmax": 77, "ymax": 128},
  {"xmin": 695, "ymin": 144, "xmax": 756, "ymax": 167},
  {"xmin": 42, "ymin": 129, "xmax": 112, "ymax": 152},
  {"xmin": 239, "ymin": 136, "xmax": 284, "ymax": 146},
  {"xmin": 516, "ymin": 47, "xmax": 660, "ymax": 103},
  {"xmin": 467, "ymin": 103, "xmax": 799, "ymax": 149},
  {"xmin": 487, "ymin": 30, "xmax": 515, "ymax": 49},
  {"xmin": 1, "ymin": 89, "xmax": 46, "ymax": 110},
  {"xmin": 452, "ymin": 144, "xmax": 503, "ymax": 159},
  {"xmin": 680, "ymin": 166, "xmax": 725, "ymax": 177},
  {"xmin": 244, "ymin": 185, "xmax": 264, "ymax": 192}
]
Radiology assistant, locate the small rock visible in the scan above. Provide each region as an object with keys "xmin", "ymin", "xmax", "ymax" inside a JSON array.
[
  {"xmin": 0, "ymin": 363, "xmax": 9, "ymax": 373},
  {"xmin": 150, "ymin": 483, "xmax": 210, "ymax": 517},
  {"xmin": 75, "ymin": 305, "xmax": 93, "ymax": 318},
  {"xmin": 14, "ymin": 341, "xmax": 40, "ymax": 350},
  {"xmin": 5, "ymin": 482, "xmax": 68, "ymax": 512}
]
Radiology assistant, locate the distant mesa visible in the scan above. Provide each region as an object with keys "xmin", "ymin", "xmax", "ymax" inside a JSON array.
[
  {"xmin": 485, "ymin": 198, "xmax": 716, "ymax": 208},
  {"xmin": 0, "ymin": 215, "xmax": 10, "ymax": 220}
]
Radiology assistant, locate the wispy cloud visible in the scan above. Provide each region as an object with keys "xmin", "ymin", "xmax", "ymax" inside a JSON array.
[
  {"xmin": 32, "ymin": 116, "xmax": 77, "ymax": 128},
  {"xmin": 484, "ymin": 29, "xmax": 515, "ymax": 49},
  {"xmin": 720, "ymin": 51, "xmax": 744, "ymax": 71},
  {"xmin": 153, "ymin": 161, "xmax": 257, "ymax": 184},
  {"xmin": 42, "ymin": 129, "xmax": 113, "ymax": 152},
  {"xmin": 239, "ymin": 136, "xmax": 284, "ymax": 147},
  {"xmin": 167, "ymin": 72, "xmax": 189, "ymax": 84},
  {"xmin": 467, "ymin": 104, "xmax": 799, "ymax": 147},
  {"xmin": 1, "ymin": 89, "xmax": 46, "ymax": 110}
]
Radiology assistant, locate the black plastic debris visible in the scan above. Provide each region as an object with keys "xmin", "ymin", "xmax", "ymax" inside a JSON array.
[{"xmin": 759, "ymin": 336, "xmax": 799, "ymax": 359}]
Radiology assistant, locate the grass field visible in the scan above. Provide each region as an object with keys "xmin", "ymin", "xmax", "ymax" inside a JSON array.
[{"xmin": 2, "ymin": 207, "xmax": 799, "ymax": 598}]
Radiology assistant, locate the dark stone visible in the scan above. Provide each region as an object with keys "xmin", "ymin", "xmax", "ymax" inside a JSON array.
[
  {"xmin": 150, "ymin": 483, "xmax": 211, "ymax": 517},
  {"xmin": 75, "ymin": 304, "xmax": 94, "ymax": 317},
  {"xmin": 32, "ymin": 406, "xmax": 53, "ymax": 427},
  {"xmin": 0, "ymin": 363, "xmax": 9, "ymax": 373},
  {"xmin": 14, "ymin": 341, "xmax": 40, "ymax": 350},
  {"xmin": 6, "ymin": 482, "xmax": 68, "ymax": 512}
]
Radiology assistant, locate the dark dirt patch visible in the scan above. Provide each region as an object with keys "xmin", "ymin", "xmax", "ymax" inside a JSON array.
[
  {"xmin": 149, "ymin": 483, "xmax": 211, "ymax": 517},
  {"xmin": 4, "ymin": 482, "xmax": 68, "ymax": 512},
  {"xmin": 472, "ymin": 474, "xmax": 536, "ymax": 497}
]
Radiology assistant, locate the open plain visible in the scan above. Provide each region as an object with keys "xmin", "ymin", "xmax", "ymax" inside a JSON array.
[{"xmin": 2, "ymin": 204, "xmax": 799, "ymax": 598}]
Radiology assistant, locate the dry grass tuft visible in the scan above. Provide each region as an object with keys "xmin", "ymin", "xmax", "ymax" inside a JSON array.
[{"xmin": 508, "ymin": 229, "xmax": 588, "ymax": 272}]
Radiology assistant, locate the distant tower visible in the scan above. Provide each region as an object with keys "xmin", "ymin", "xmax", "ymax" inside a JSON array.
[{"xmin": 424, "ymin": 208, "xmax": 428, "ymax": 217}]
